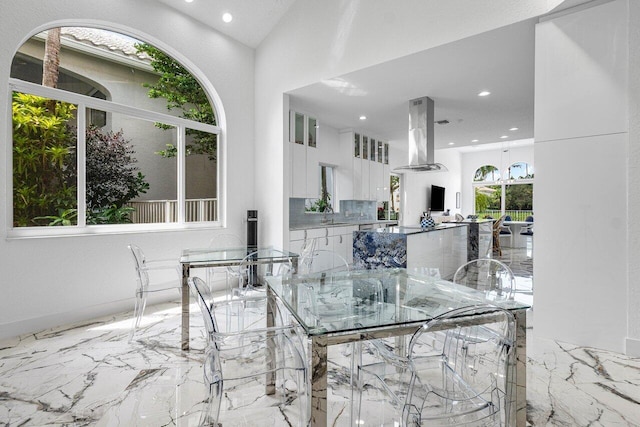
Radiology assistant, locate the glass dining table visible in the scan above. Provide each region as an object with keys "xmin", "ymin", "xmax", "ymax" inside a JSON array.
[
  {"xmin": 179, "ymin": 246, "xmax": 298, "ymax": 350},
  {"xmin": 265, "ymin": 268, "xmax": 530, "ymax": 427}
]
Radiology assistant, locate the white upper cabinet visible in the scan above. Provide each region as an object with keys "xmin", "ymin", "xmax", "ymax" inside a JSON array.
[
  {"xmin": 339, "ymin": 130, "xmax": 390, "ymax": 202},
  {"xmin": 289, "ymin": 110, "xmax": 320, "ymax": 198}
]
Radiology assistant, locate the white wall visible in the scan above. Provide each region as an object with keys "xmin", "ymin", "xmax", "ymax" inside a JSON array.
[
  {"xmin": 394, "ymin": 148, "xmax": 462, "ymax": 226},
  {"xmin": 255, "ymin": 0, "xmax": 566, "ymax": 248},
  {"xmin": 460, "ymin": 141, "xmax": 534, "ymax": 216},
  {"xmin": 534, "ymin": 0, "xmax": 636, "ymax": 354},
  {"xmin": 628, "ymin": 0, "xmax": 640, "ymax": 357},
  {"xmin": 0, "ymin": 0, "xmax": 255, "ymax": 339}
]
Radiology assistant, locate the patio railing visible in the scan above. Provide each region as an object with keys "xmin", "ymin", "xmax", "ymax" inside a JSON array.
[
  {"xmin": 126, "ymin": 198, "xmax": 217, "ymax": 223},
  {"xmin": 476, "ymin": 210, "xmax": 533, "ymax": 221}
]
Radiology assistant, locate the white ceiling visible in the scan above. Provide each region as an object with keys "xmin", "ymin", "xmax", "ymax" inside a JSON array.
[
  {"xmin": 154, "ymin": 0, "xmax": 297, "ymax": 48},
  {"xmin": 153, "ymin": 1, "xmax": 541, "ymax": 152},
  {"xmin": 288, "ymin": 18, "xmax": 537, "ymax": 151}
]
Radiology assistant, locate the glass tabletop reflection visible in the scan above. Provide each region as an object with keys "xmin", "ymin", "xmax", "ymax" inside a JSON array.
[
  {"xmin": 180, "ymin": 246, "xmax": 298, "ymax": 267},
  {"xmin": 266, "ymin": 268, "xmax": 530, "ymax": 337}
]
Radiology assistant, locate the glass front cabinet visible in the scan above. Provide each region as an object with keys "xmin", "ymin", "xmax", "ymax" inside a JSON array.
[
  {"xmin": 290, "ymin": 110, "xmax": 319, "ymax": 198},
  {"xmin": 340, "ymin": 131, "xmax": 389, "ymax": 202}
]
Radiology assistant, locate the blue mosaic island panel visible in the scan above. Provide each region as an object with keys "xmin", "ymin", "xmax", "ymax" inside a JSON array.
[{"xmin": 353, "ymin": 231, "xmax": 407, "ymax": 269}]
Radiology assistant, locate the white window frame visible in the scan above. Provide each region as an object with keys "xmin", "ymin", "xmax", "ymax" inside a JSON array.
[
  {"xmin": 8, "ymin": 78, "xmax": 222, "ymax": 238},
  {"xmin": 472, "ymin": 162, "xmax": 534, "ymax": 216}
]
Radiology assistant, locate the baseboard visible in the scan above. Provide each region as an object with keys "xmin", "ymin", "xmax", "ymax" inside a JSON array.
[
  {"xmin": 0, "ymin": 295, "xmax": 177, "ymax": 343},
  {"xmin": 626, "ymin": 337, "xmax": 640, "ymax": 357}
]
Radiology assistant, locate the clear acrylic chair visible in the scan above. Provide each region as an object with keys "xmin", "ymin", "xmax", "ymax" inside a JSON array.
[
  {"xmin": 403, "ymin": 305, "xmax": 515, "ymax": 426},
  {"xmin": 410, "ymin": 266, "xmax": 441, "ymax": 280},
  {"xmin": 127, "ymin": 244, "xmax": 181, "ymax": 342},
  {"xmin": 234, "ymin": 248, "xmax": 294, "ymax": 296},
  {"xmin": 453, "ymin": 258, "xmax": 516, "ymax": 302},
  {"xmin": 450, "ymin": 259, "xmax": 515, "ymax": 360},
  {"xmin": 355, "ymin": 305, "xmax": 515, "ymax": 427},
  {"xmin": 296, "ymin": 237, "xmax": 318, "ymax": 274},
  {"xmin": 298, "ymin": 275, "xmax": 382, "ymax": 325},
  {"xmin": 298, "ymin": 273, "xmax": 384, "ymax": 424},
  {"xmin": 206, "ymin": 233, "xmax": 243, "ymax": 296},
  {"xmin": 296, "ymin": 248, "xmax": 352, "ymax": 354},
  {"xmin": 297, "ymin": 248, "xmax": 350, "ymax": 275},
  {"xmin": 189, "ymin": 277, "xmax": 308, "ymax": 426}
]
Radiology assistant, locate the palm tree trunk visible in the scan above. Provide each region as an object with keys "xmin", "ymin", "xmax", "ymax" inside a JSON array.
[
  {"xmin": 42, "ymin": 28, "xmax": 61, "ymax": 112},
  {"xmin": 43, "ymin": 28, "xmax": 61, "ymax": 88}
]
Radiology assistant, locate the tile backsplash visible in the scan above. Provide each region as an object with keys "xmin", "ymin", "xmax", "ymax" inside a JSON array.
[{"xmin": 289, "ymin": 198, "xmax": 376, "ymax": 227}]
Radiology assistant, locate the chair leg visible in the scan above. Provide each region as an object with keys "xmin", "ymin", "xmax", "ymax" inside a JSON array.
[
  {"xmin": 199, "ymin": 380, "xmax": 223, "ymax": 427},
  {"xmin": 201, "ymin": 351, "xmax": 223, "ymax": 426},
  {"xmin": 296, "ymin": 365, "xmax": 309, "ymax": 427},
  {"xmin": 128, "ymin": 290, "xmax": 146, "ymax": 342}
]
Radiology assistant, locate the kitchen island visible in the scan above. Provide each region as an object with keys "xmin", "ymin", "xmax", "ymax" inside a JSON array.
[{"xmin": 353, "ymin": 220, "xmax": 491, "ymax": 279}]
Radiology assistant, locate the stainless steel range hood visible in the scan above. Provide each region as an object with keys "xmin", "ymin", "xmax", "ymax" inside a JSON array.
[{"xmin": 394, "ymin": 96, "xmax": 448, "ymax": 172}]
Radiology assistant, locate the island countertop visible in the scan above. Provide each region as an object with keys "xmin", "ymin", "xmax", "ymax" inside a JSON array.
[
  {"xmin": 353, "ymin": 219, "xmax": 493, "ymax": 274},
  {"xmin": 289, "ymin": 220, "xmax": 398, "ymax": 231},
  {"xmin": 372, "ymin": 222, "xmax": 467, "ymax": 235}
]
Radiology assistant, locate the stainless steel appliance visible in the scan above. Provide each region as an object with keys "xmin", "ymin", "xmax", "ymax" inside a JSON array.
[{"xmin": 394, "ymin": 96, "xmax": 448, "ymax": 172}]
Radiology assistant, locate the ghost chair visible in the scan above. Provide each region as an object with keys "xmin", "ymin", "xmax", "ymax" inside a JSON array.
[
  {"xmin": 206, "ymin": 233, "xmax": 243, "ymax": 296},
  {"xmin": 453, "ymin": 258, "xmax": 516, "ymax": 302},
  {"xmin": 297, "ymin": 247, "xmax": 350, "ymax": 276},
  {"xmin": 189, "ymin": 277, "xmax": 308, "ymax": 426},
  {"xmin": 296, "ymin": 237, "xmax": 318, "ymax": 274},
  {"xmin": 234, "ymin": 248, "xmax": 294, "ymax": 297},
  {"xmin": 127, "ymin": 244, "xmax": 181, "ymax": 342},
  {"xmin": 402, "ymin": 305, "xmax": 515, "ymax": 426},
  {"xmin": 355, "ymin": 305, "xmax": 515, "ymax": 427},
  {"xmin": 298, "ymin": 272, "xmax": 385, "ymax": 424}
]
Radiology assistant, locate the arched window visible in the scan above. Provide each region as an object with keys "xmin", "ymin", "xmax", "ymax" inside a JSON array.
[
  {"xmin": 472, "ymin": 162, "xmax": 534, "ymax": 221},
  {"xmin": 10, "ymin": 26, "xmax": 220, "ymax": 233},
  {"xmin": 473, "ymin": 165, "xmax": 501, "ymax": 182},
  {"xmin": 507, "ymin": 161, "xmax": 534, "ymax": 180}
]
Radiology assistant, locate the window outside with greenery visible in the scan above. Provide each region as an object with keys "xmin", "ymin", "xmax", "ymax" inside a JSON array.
[
  {"xmin": 10, "ymin": 27, "xmax": 220, "ymax": 232},
  {"xmin": 473, "ymin": 163, "xmax": 533, "ymax": 221},
  {"xmin": 306, "ymin": 165, "xmax": 334, "ymax": 213}
]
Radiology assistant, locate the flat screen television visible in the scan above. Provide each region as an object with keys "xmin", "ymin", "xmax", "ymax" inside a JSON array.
[{"xmin": 430, "ymin": 185, "xmax": 446, "ymax": 212}]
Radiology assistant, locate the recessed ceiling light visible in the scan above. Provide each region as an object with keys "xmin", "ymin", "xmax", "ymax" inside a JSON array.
[
  {"xmin": 471, "ymin": 139, "xmax": 479, "ymax": 143},
  {"xmin": 359, "ymin": 115, "xmax": 367, "ymax": 120},
  {"xmin": 185, "ymin": 0, "xmax": 194, "ymax": 3},
  {"xmin": 478, "ymin": 91, "xmax": 491, "ymax": 97},
  {"xmin": 222, "ymin": 12, "xmax": 233, "ymax": 23},
  {"xmin": 509, "ymin": 127, "xmax": 519, "ymax": 131},
  {"xmin": 500, "ymin": 135, "xmax": 508, "ymax": 139},
  {"xmin": 448, "ymin": 142, "xmax": 455, "ymax": 146}
]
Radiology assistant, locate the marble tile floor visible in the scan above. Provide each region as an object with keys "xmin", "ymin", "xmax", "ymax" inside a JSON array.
[
  {"xmin": 496, "ymin": 239, "xmax": 534, "ymax": 307},
  {"xmin": 2, "ymin": 246, "xmax": 640, "ymax": 426}
]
